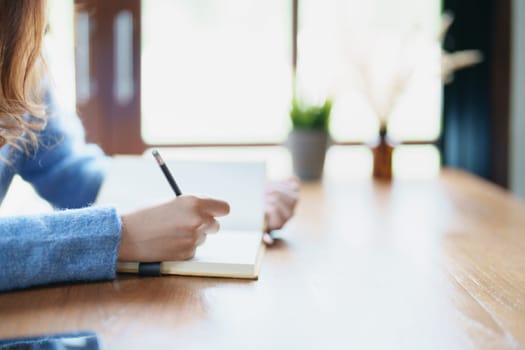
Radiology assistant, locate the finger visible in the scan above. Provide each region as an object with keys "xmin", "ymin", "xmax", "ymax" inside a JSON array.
[
  {"xmin": 267, "ymin": 190, "xmax": 298, "ymax": 210},
  {"xmin": 196, "ymin": 231, "xmax": 207, "ymax": 246},
  {"xmin": 277, "ymin": 198, "xmax": 293, "ymax": 221},
  {"xmin": 269, "ymin": 197, "xmax": 295, "ymax": 231},
  {"xmin": 263, "ymin": 233, "xmax": 274, "ymax": 245},
  {"xmin": 198, "ymin": 216, "xmax": 220, "ymax": 235},
  {"xmin": 200, "ymin": 198, "xmax": 230, "ymax": 217},
  {"xmin": 267, "ymin": 198, "xmax": 293, "ymax": 230},
  {"xmin": 265, "ymin": 205, "xmax": 288, "ymax": 231},
  {"xmin": 266, "ymin": 184, "xmax": 299, "ymax": 208},
  {"xmin": 287, "ymin": 175, "xmax": 300, "ymax": 185},
  {"xmin": 268, "ymin": 178, "xmax": 300, "ymax": 193},
  {"xmin": 206, "ymin": 218, "xmax": 220, "ymax": 234},
  {"xmin": 182, "ymin": 247, "xmax": 197, "ymax": 260}
]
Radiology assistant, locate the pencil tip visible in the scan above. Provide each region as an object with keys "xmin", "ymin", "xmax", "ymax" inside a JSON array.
[{"xmin": 151, "ymin": 149, "xmax": 164, "ymax": 165}]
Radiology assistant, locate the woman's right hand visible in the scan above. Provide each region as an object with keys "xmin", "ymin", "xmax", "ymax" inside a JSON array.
[{"xmin": 118, "ymin": 195, "xmax": 230, "ymax": 262}]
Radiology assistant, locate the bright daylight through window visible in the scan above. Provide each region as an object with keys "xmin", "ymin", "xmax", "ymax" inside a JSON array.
[
  {"xmin": 44, "ymin": 0, "xmax": 443, "ymax": 178},
  {"xmin": 141, "ymin": 0, "xmax": 442, "ymax": 147}
]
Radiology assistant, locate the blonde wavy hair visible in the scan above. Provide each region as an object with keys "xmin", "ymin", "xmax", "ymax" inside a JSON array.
[{"xmin": 0, "ymin": 0, "xmax": 48, "ymax": 153}]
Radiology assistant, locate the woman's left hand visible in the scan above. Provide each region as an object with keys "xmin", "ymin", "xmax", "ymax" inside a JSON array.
[{"xmin": 264, "ymin": 177, "xmax": 300, "ymax": 244}]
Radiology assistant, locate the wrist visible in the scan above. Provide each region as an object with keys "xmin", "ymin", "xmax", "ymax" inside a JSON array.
[{"xmin": 118, "ymin": 214, "xmax": 134, "ymax": 261}]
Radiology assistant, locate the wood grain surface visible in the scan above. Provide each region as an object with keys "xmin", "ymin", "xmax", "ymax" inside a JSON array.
[{"xmin": 1, "ymin": 169, "xmax": 524, "ymax": 349}]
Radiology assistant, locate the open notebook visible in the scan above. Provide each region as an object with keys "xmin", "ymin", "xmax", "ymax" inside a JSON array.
[{"xmin": 95, "ymin": 156, "xmax": 266, "ymax": 279}]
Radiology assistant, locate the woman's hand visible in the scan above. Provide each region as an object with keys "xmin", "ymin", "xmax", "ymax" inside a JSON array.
[
  {"xmin": 118, "ymin": 195, "xmax": 230, "ymax": 262},
  {"xmin": 264, "ymin": 177, "xmax": 300, "ymax": 244}
]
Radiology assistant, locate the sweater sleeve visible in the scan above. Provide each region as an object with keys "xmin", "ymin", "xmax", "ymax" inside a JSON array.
[
  {"xmin": 17, "ymin": 88, "xmax": 109, "ymax": 209},
  {"xmin": 0, "ymin": 207, "xmax": 121, "ymax": 292}
]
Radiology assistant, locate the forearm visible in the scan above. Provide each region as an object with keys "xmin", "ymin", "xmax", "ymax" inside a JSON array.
[
  {"xmin": 19, "ymin": 140, "xmax": 109, "ymax": 209},
  {"xmin": 0, "ymin": 207, "xmax": 121, "ymax": 292},
  {"xmin": 18, "ymin": 86, "xmax": 110, "ymax": 209}
]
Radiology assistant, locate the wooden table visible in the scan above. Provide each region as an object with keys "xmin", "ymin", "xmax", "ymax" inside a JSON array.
[{"xmin": 1, "ymin": 169, "xmax": 524, "ymax": 349}]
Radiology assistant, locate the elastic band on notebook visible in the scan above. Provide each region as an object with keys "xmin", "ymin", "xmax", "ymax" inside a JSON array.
[{"xmin": 138, "ymin": 262, "xmax": 161, "ymax": 276}]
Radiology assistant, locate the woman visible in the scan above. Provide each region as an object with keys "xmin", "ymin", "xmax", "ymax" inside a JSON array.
[{"xmin": 0, "ymin": 1, "xmax": 298, "ymax": 292}]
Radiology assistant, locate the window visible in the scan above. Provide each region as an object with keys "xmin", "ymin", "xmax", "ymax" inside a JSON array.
[
  {"xmin": 67, "ymin": 0, "xmax": 442, "ymax": 177},
  {"xmin": 298, "ymin": 0, "xmax": 442, "ymax": 143},
  {"xmin": 141, "ymin": 0, "xmax": 293, "ymax": 144},
  {"xmin": 45, "ymin": 0, "xmax": 76, "ymax": 113},
  {"xmin": 297, "ymin": 0, "xmax": 443, "ymax": 177},
  {"xmin": 140, "ymin": 0, "xmax": 442, "ymax": 146}
]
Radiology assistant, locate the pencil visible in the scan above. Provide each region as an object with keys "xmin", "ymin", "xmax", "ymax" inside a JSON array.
[
  {"xmin": 138, "ymin": 150, "xmax": 182, "ymax": 277},
  {"xmin": 152, "ymin": 149, "xmax": 182, "ymax": 196}
]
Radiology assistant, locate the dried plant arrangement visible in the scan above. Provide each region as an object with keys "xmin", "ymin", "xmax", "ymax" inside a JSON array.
[
  {"xmin": 338, "ymin": 12, "xmax": 483, "ymax": 180},
  {"xmin": 344, "ymin": 12, "xmax": 483, "ymax": 132},
  {"xmin": 440, "ymin": 12, "xmax": 483, "ymax": 84}
]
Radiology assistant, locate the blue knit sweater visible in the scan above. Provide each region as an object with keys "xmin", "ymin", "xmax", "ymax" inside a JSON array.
[{"xmin": 0, "ymin": 89, "xmax": 121, "ymax": 292}]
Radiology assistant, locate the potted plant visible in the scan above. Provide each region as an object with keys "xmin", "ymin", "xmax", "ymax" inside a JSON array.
[{"xmin": 288, "ymin": 98, "xmax": 332, "ymax": 180}]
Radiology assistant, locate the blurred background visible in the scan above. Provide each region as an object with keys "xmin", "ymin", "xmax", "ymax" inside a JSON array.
[{"xmin": 44, "ymin": 0, "xmax": 524, "ymax": 197}]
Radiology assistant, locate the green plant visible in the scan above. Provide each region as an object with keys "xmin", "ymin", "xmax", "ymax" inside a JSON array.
[{"xmin": 290, "ymin": 98, "xmax": 332, "ymax": 131}]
